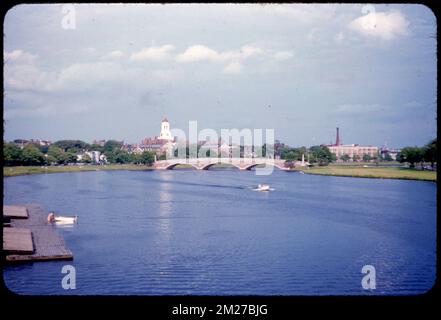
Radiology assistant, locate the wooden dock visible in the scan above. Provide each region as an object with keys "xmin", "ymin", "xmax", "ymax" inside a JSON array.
[
  {"xmin": 3, "ymin": 205, "xmax": 29, "ymax": 219},
  {"xmin": 3, "ymin": 205, "xmax": 73, "ymax": 263},
  {"xmin": 3, "ymin": 228, "xmax": 34, "ymax": 254}
]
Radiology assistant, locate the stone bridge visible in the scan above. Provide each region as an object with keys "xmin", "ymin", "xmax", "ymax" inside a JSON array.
[{"xmin": 154, "ymin": 157, "xmax": 300, "ymax": 170}]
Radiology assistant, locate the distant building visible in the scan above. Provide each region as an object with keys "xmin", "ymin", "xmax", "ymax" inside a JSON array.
[
  {"xmin": 326, "ymin": 128, "xmax": 379, "ymax": 161},
  {"xmin": 138, "ymin": 117, "xmax": 177, "ymax": 156},
  {"xmin": 13, "ymin": 139, "xmax": 52, "ymax": 149},
  {"xmin": 123, "ymin": 144, "xmax": 144, "ymax": 154},
  {"xmin": 77, "ymin": 150, "xmax": 107, "ymax": 164},
  {"xmin": 93, "ymin": 140, "xmax": 107, "ymax": 147},
  {"xmin": 380, "ymin": 147, "xmax": 401, "ymax": 160},
  {"xmin": 198, "ymin": 139, "xmax": 240, "ymax": 157}
]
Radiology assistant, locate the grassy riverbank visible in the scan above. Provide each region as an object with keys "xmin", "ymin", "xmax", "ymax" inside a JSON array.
[
  {"xmin": 296, "ymin": 165, "xmax": 436, "ymax": 181},
  {"xmin": 3, "ymin": 163, "xmax": 436, "ymax": 181},
  {"xmin": 3, "ymin": 164, "xmax": 154, "ymax": 177}
]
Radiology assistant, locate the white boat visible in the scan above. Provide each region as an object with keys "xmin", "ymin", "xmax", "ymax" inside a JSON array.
[
  {"xmin": 55, "ymin": 216, "xmax": 78, "ymax": 224},
  {"xmin": 48, "ymin": 212, "xmax": 78, "ymax": 224},
  {"xmin": 257, "ymin": 184, "xmax": 270, "ymax": 191}
]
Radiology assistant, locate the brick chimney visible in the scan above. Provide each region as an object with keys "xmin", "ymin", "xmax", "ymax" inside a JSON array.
[{"xmin": 336, "ymin": 127, "xmax": 341, "ymax": 146}]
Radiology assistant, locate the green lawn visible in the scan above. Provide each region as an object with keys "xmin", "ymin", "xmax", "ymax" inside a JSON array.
[
  {"xmin": 297, "ymin": 165, "xmax": 436, "ymax": 181},
  {"xmin": 3, "ymin": 164, "xmax": 154, "ymax": 177}
]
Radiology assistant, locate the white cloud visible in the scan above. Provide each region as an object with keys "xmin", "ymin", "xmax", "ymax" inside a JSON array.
[
  {"xmin": 175, "ymin": 44, "xmax": 295, "ymax": 76},
  {"xmin": 273, "ymin": 51, "xmax": 294, "ymax": 61},
  {"xmin": 176, "ymin": 45, "xmax": 220, "ymax": 63},
  {"xmin": 4, "ymin": 49, "xmax": 37, "ymax": 63},
  {"xmin": 130, "ymin": 44, "xmax": 175, "ymax": 61},
  {"xmin": 222, "ymin": 62, "xmax": 243, "ymax": 74},
  {"xmin": 348, "ymin": 10, "xmax": 409, "ymax": 40},
  {"xmin": 3, "ymin": 50, "xmax": 55, "ymax": 91},
  {"xmin": 54, "ymin": 62, "xmax": 124, "ymax": 89},
  {"xmin": 176, "ymin": 44, "xmax": 264, "ymax": 64},
  {"xmin": 240, "ymin": 45, "xmax": 263, "ymax": 58},
  {"xmin": 102, "ymin": 50, "xmax": 125, "ymax": 60},
  {"xmin": 175, "ymin": 44, "xmax": 270, "ymax": 75}
]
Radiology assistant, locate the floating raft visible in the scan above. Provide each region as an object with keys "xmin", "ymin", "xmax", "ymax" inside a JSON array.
[
  {"xmin": 3, "ymin": 205, "xmax": 73, "ymax": 263},
  {"xmin": 3, "ymin": 228, "xmax": 34, "ymax": 254},
  {"xmin": 3, "ymin": 205, "xmax": 29, "ymax": 219}
]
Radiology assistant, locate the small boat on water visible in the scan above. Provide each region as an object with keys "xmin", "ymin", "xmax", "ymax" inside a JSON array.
[
  {"xmin": 256, "ymin": 184, "xmax": 271, "ymax": 191},
  {"xmin": 47, "ymin": 212, "xmax": 78, "ymax": 224}
]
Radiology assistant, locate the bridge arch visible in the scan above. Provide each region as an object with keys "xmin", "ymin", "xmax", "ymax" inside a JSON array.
[
  {"xmin": 200, "ymin": 163, "xmax": 241, "ymax": 170},
  {"xmin": 164, "ymin": 162, "xmax": 198, "ymax": 170},
  {"xmin": 244, "ymin": 163, "xmax": 287, "ymax": 171}
]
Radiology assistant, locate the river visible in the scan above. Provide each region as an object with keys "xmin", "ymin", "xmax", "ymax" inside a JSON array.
[{"xmin": 3, "ymin": 169, "xmax": 436, "ymax": 295}]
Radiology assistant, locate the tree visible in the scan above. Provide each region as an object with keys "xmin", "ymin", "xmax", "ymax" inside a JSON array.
[
  {"xmin": 309, "ymin": 146, "xmax": 335, "ymax": 166},
  {"xmin": 383, "ymin": 153, "xmax": 393, "ymax": 161},
  {"xmin": 21, "ymin": 145, "xmax": 46, "ymax": 165},
  {"xmin": 397, "ymin": 147, "xmax": 423, "ymax": 168},
  {"xmin": 82, "ymin": 154, "xmax": 92, "ymax": 164},
  {"xmin": 87, "ymin": 144, "xmax": 105, "ymax": 153},
  {"xmin": 4, "ymin": 142, "xmax": 23, "ymax": 166},
  {"xmin": 105, "ymin": 149, "xmax": 130, "ymax": 164},
  {"xmin": 261, "ymin": 143, "xmax": 267, "ymax": 157},
  {"xmin": 129, "ymin": 152, "xmax": 142, "ymax": 164},
  {"xmin": 423, "ymin": 139, "xmax": 437, "ymax": 168},
  {"xmin": 139, "ymin": 151, "xmax": 155, "ymax": 165},
  {"xmin": 285, "ymin": 150, "xmax": 299, "ymax": 161},
  {"xmin": 65, "ymin": 151, "xmax": 78, "ymax": 164},
  {"xmin": 54, "ymin": 140, "xmax": 89, "ymax": 153},
  {"xmin": 47, "ymin": 146, "xmax": 65, "ymax": 164},
  {"xmin": 362, "ymin": 154, "xmax": 372, "ymax": 162},
  {"xmin": 352, "ymin": 154, "xmax": 361, "ymax": 162},
  {"xmin": 204, "ymin": 149, "xmax": 217, "ymax": 158},
  {"xmin": 103, "ymin": 140, "xmax": 123, "ymax": 153},
  {"xmin": 340, "ymin": 154, "xmax": 350, "ymax": 162},
  {"xmin": 45, "ymin": 155, "xmax": 57, "ymax": 165},
  {"xmin": 115, "ymin": 150, "xmax": 130, "ymax": 164}
]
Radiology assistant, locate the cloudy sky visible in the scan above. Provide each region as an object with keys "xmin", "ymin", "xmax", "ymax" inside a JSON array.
[{"xmin": 3, "ymin": 4, "xmax": 436, "ymax": 147}]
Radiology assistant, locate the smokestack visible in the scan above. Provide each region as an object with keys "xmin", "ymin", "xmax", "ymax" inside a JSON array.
[{"xmin": 336, "ymin": 127, "xmax": 340, "ymax": 146}]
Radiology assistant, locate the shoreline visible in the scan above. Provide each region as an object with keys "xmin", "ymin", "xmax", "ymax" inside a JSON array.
[
  {"xmin": 3, "ymin": 164, "xmax": 155, "ymax": 177},
  {"xmin": 3, "ymin": 164, "xmax": 436, "ymax": 182},
  {"xmin": 295, "ymin": 166, "xmax": 436, "ymax": 182}
]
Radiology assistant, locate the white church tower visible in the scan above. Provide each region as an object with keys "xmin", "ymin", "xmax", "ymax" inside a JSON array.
[{"xmin": 159, "ymin": 117, "xmax": 173, "ymax": 141}]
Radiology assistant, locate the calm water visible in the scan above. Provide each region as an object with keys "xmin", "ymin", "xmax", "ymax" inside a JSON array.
[{"xmin": 3, "ymin": 169, "xmax": 436, "ymax": 295}]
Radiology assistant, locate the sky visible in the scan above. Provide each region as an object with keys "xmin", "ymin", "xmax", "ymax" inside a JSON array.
[{"xmin": 3, "ymin": 3, "xmax": 437, "ymax": 148}]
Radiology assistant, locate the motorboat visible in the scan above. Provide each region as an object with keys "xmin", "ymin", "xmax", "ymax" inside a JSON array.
[
  {"xmin": 55, "ymin": 216, "xmax": 78, "ymax": 224},
  {"xmin": 256, "ymin": 184, "xmax": 271, "ymax": 191},
  {"xmin": 47, "ymin": 212, "xmax": 78, "ymax": 224}
]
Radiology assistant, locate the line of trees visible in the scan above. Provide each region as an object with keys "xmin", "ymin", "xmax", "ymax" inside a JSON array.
[
  {"xmin": 3, "ymin": 140, "xmax": 155, "ymax": 166},
  {"xmin": 5, "ymin": 137, "xmax": 435, "ymax": 169},
  {"xmin": 275, "ymin": 142, "xmax": 336, "ymax": 166},
  {"xmin": 339, "ymin": 153, "xmax": 379, "ymax": 162},
  {"xmin": 396, "ymin": 139, "xmax": 437, "ymax": 169}
]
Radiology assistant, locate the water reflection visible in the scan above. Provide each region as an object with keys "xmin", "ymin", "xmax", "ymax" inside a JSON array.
[{"xmin": 157, "ymin": 171, "xmax": 174, "ymax": 236}]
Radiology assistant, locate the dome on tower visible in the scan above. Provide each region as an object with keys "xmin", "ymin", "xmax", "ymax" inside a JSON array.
[{"xmin": 162, "ymin": 117, "xmax": 169, "ymax": 123}]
